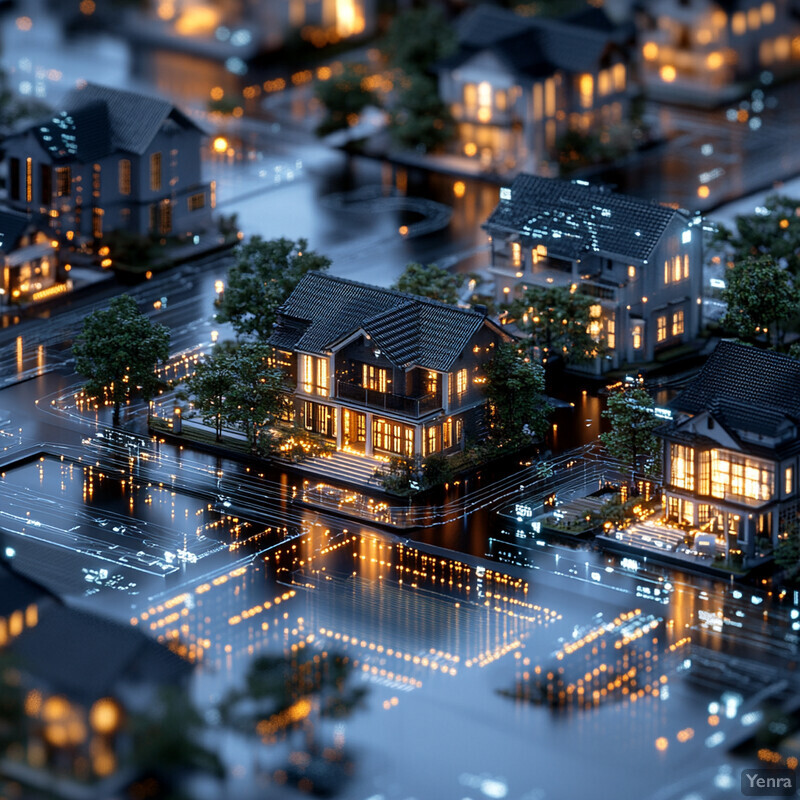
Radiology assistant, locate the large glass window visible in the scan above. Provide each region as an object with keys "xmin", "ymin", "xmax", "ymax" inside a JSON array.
[
  {"xmin": 303, "ymin": 402, "xmax": 335, "ymax": 438},
  {"xmin": 55, "ymin": 166, "xmax": 71, "ymax": 198},
  {"xmin": 657, "ymin": 316, "xmax": 667, "ymax": 343},
  {"xmin": 150, "ymin": 152, "xmax": 162, "ymax": 192},
  {"xmin": 373, "ymin": 418, "xmax": 413, "ymax": 456},
  {"xmin": 303, "ymin": 355, "xmax": 329, "ymax": 396},
  {"xmin": 711, "ymin": 450, "xmax": 774, "ymax": 502},
  {"xmin": 670, "ymin": 444, "xmax": 695, "ymax": 491},
  {"xmin": 119, "ymin": 159, "xmax": 131, "ymax": 195},
  {"xmin": 456, "ymin": 368, "xmax": 468, "ymax": 395},
  {"xmin": 672, "ymin": 309, "xmax": 685, "ymax": 336},
  {"xmin": 362, "ymin": 364, "xmax": 387, "ymax": 393}
]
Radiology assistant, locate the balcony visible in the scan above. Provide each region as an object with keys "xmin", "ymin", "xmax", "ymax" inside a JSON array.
[{"xmin": 336, "ymin": 380, "xmax": 441, "ymax": 418}]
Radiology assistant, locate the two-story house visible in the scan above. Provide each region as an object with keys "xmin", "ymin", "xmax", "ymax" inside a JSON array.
[
  {"xmin": 3, "ymin": 83, "xmax": 214, "ymax": 247},
  {"xmin": 435, "ymin": 4, "xmax": 634, "ymax": 173},
  {"xmin": 483, "ymin": 174, "xmax": 704, "ymax": 373},
  {"xmin": 268, "ymin": 272, "xmax": 513, "ymax": 462},
  {"xmin": 660, "ymin": 341, "xmax": 800, "ymax": 558},
  {"xmin": 0, "ymin": 207, "xmax": 65, "ymax": 305},
  {"xmin": 637, "ymin": 0, "xmax": 800, "ymax": 103}
]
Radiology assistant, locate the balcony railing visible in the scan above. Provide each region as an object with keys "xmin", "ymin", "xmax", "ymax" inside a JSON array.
[{"xmin": 336, "ymin": 380, "xmax": 441, "ymax": 417}]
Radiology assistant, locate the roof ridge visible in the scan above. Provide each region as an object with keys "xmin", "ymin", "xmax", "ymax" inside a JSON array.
[{"xmin": 303, "ymin": 272, "xmax": 483, "ymax": 316}]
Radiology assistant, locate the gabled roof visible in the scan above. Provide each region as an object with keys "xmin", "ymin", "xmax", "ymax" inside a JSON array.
[
  {"xmin": 63, "ymin": 83, "xmax": 204, "ymax": 156},
  {"xmin": 0, "ymin": 560, "xmax": 58, "ymax": 617},
  {"xmin": 442, "ymin": 4, "xmax": 632, "ymax": 79},
  {"xmin": 484, "ymin": 174, "xmax": 684, "ymax": 263},
  {"xmin": 269, "ymin": 272, "xmax": 501, "ymax": 372},
  {"xmin": 17, "ymin": 83, "xmax": 205, "ymax": 162},
  {"xmin": 8, "ymin": 603, "xmax": 191, "ymax": 701},
  {"xmin": 0, "ymin": 207, "xmax": 33, "ymax": 254},
  {"xmin": 672, "ymin": 341, "xmax": 800, "ymax": 423}
]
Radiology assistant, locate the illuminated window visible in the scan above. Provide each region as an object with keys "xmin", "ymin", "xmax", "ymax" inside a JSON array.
[
  {"xmin": 25, "ymin": 158, "xmax": 32, "ymax": 203},
  {"xmin": 683, "ymin": 254, "xmax": 690, "ymax": 279},
  {"xmin": 672, "ymin": 309, "xmax": 684, "ymax": 336},
  {"xmin": 427, "ymin": 426, "xmax": 438, "ymax": 454},
  {"xmin": 786, "ymin": 465, "xmax": 794, "ymax": 495},
  {"xmin": 188, "ymin": 193, "xmax": 205, "ymax": 211},
  {"xmin": 544, "ymin": 77, "xmax": 556, "ymax": 118},
  {"xmin": 607, "ymin": 317, "xmax": 615, "ymax": 349},
  {"xmin": 456, "ymin": 418, "xmax": 463, "ymax": 443},
  {"xmin": 748, "ymin": 6, "xmax": 761, "ymax": 29},
  {"xmin": 672, "ymin": 256, "xmax": 682, "ymax": 283},
  {"xmin": 775, "ymin": 35, "xmax": 791, "ymax": 60},
  {"xmin": 762, "ymin": 2, "xmax": 775, "ymax": 24},
  {"xmin": 303, "ymin": 356, "xmax": 329, "ymax": 395},
  {"xmin": 711, "ymin": 450, "xmax": 773, "ymax": 502},
  {"xmin": 664, "ymin": 260, "xmax": 670, "ymax": 285},
  {"xmin": 511, "ymin": 242, "xmax": 521, "ymax": 267},
  {"xmin": 92, "ymin": 208, "xmax": 104, "ymax": 239},
  {"xmin": 628, "ymin": 265, "xmax": 636, "ymax": 279},
  {"xmin": 362, "ymin": 363, "xmax": 387, "ymax": 393},
  {"xmin": 613, "ymin": 63, "xmax": 626, "ymax": 92},
  {"xmin": 657, "ymin": 316, "xmax": 667, "ymax": 342},
  {"xmin": 56, "ymin": 166, "xmax": 71, "ymax": 197},
  {"xmin": 443, "ymin": 418, "xmax": 453, "ymax": 448},
  {"xmin": 119, "ymin": 159, "xmax": 131, "ymax": 195},
  {"xmin": 425, "ymin": 371, "xmax": 438, "ymax": 395},
  {"xmin": 579, "ymin": 73, "xmax": 594, "ymax": 109},
  {"xmin": 670, "ymin": 444, "xmax": 695, "ymax": 491},
  {"xmin": 732, "ymin": 11, "xmax": 746, "ymax": 34},
  {"xmin": 699, "ymin": 450, "xmax": 711, "ymax": 495},
  {"xmin": 632, "ymin": 325, "xmax": 642, "ymax": 350},
  {"xmin": 150, "ymin": 152, "xmax": 162, "ymax": 191},
  {"xmin": 304, "ymin": 401, "xmax": 335, "ymax": 437},
  {"xmin": 464, "ymin": 83, "xmax": 477, "ymax": 112},
  {"xmin": 158, "ymin": 199, "xmax": 171, "ymax": 234},
  {"xmin": 533, "ymin": 83, "xmax": 543, "ymax": 119},
  {"xmin": 532, "ymin": 243, "xmax": 547, "ymax": 264},
  {"xmin": 598, "ymin": 69, "xmax": 611, "ymax": 97},
  {"xmin": 477, "ymin": 81, "xmax": 492, "ymax": 109},
  {"xmin": 456, "ymin": 368, "xmax": 468, "ymax": 395},
  {"xmin": 373, "ymin": 418, "xmax": 413, "ymax": 456}
]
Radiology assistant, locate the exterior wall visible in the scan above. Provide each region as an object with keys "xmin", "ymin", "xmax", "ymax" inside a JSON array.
[
  {"xmin": 4, "ymin": 118, "xmax": 212, "ymax": 244},
  {"xmin": 488, "ymin": 211, "xmax": 701, "ymax": 372}
]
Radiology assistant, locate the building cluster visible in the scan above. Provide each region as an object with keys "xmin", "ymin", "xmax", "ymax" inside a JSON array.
[
  {"xmin": 0, "ymin": 83, "xmax": 213, "ymax": 306},
  {"xmin": 436, "ymin": 0, "xmax": 800, "ymax": 172}
]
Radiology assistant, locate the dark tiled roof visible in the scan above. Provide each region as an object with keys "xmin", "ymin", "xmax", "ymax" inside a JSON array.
[
  {"xmin": 62, "ymin": 83, "xmax": 203, "ymax": 156},
  {"xmin": 672, "ymin": 341, "xmax": 800, "ymax": 421},
  {"xmin": 0, "ymin": 207, "xmax": 32, "ymax": 253},
  {"xmin": 269, "ymin": 273, "xmax": 492, "ymax": 372},
  {"xmin": 9, "ymin": 603, "xmax": 191, "ymax": 701},
  {"xmin": 33, "ymin": 101, "xmax": 112, "ymax": 163},
  {"xmin": 710, "ymin": 397, "xmax": 788, "ymax": 438},
  {"xmin": 484, "ymin": 174, "xmax": 682, "ymax": 263},
  {"xmin": 444, "ymin": 4, "xmax": 630, "ymax": 79},
  {"xmin": 0, "ymin": 560, "xmax": 57, "ymax": 617}
]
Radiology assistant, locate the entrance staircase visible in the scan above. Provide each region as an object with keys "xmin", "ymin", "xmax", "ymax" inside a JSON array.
[{"xmin": 281, "ymin": 450, "xmax": 383, "ymax": 489}]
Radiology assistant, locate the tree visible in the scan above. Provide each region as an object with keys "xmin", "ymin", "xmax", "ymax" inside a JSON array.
[
  {"xmin": 184, "ymin": 349, "xmax": 235, "ymax": 442},
  {"xmin": 721, "ymin": 255, "xmax": 797, "ymax": 347},
  {"xmin": 775, "ymin": 524, "xmax": 800, "ymax": 582},
  {"xmin": 383, "ymin": 7, "xmax": 456, "ymax": 76},
  {"xmin": 484, "ymin": 342, "xmax": 551, "ymax": 447},
  {"xmin": 600, "ymin": 382, "xmax": 662, "ymax": 483},
  {"xmin": 215, "ymin": 236, "xmax": 331, "ymax": 340},
  {"xmin": 222, "ymin": 343, "xmax": 290, "ymax": 455},
  {"xmin": 393, "ymin": 262, "xmax": 465, "ymax": 305},
  {"xmin": 73, "ymin": 295, "xmax": 170, "ymax": 425},
  {"xmin": 507, "ymin": 285, "xmax": 600, "ymax": 364},
  {"xmin": 714, "ymin": 194, "xmax": 800, "ymax": 274},
  {"xmin": 314, "ymin": 63, "xmax": 380, "ymax": 137},
  {"xmin": 390, "ymin": 75, "xmax": 456, "ymax": 153}
]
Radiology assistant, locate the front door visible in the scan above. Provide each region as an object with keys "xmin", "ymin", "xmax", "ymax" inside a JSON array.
[{"xmin": 342, "ymin": 409, "xmax": 366, "ymax": 453}]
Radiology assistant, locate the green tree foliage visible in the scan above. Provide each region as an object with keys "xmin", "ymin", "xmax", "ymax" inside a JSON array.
[
  {"xmin": 775, "ymin": 525, "xmax": 800, "ymax": 583},
  {"xmin": 600, "ymin": 382, "xmax": 662, "ymax": 480},
  {"xmin": 714, "ymin": 194, "xmax": 800, "ymax": 274},
  {"xmin": 314, "ymin": 63, "xmax": 380, "ymax": 137},
  {"xmin": 390, "ymin": 75, "xmax": 456, "ymax": 153},
  {"xmin": 222, "ymin": 343, "xmax": 290, "ymax": 455},
  {"xmin": 130, "ymin": 686, "xmax": 225, "ymax": 789},
  {"xmin": 393, "ymin": 262, "xmax": 465, "ymax": 304},
  {"xmin": 721, "ymin": 255, "xmax": 797, "ymax": 347},
  {"xmin": 383, "ymin": 7, "xmax": 456, "ymax": 76},
  {"xmin": 184, "ymin": 349, "xmax": 235, "ymax": 442},
  {"xmin": 506, "ymin": 285, "xmax": 600, "ymax": 363},
  {"xmin": 484, "ymin": 342, "xmax": 551, "ymax": 447},
  {"xmin": 215, "ymin": 236, "xmax": 331, "ymax": 340},
  {"xmin": 73, "ymin": 295, "xmax": 170, "ymax": 425}
]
